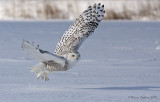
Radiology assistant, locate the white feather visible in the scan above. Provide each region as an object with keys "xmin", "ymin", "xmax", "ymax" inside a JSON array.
[{"xmin": 22, "ymin": 40, "xmax": 66, "ymax": 67}]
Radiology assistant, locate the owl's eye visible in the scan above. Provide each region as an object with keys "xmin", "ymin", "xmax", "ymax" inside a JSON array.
[{"xmin": 72, "ymin": 55, "xmax": 75, "ymax": 57}]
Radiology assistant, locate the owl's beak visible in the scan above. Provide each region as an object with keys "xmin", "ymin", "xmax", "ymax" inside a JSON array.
[{"xmin": 77, "ymin": 56, "xmax": 80, "ymax": 60}]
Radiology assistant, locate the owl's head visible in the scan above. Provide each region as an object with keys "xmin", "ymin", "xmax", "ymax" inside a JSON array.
[
  {"xmin": 67, "ymin": 52, "xmax": 80, "ymax": 61},
  {"xmin": 66, "ymin": 52, "xmax": 80, "ymax": 68}
]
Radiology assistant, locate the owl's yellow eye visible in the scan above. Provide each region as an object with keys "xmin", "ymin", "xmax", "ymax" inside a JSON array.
[{"xmin": 72, "ymin": 55, "xmax": 75, "ymax": 57}]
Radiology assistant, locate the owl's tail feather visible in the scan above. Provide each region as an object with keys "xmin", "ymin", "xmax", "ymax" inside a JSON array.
[{"xmin": 30, "ymin": 63, "xmax": 49, "ymax": 81}]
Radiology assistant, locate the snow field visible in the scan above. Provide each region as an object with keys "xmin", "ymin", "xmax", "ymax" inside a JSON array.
[{"xmin": 0, "ymin": 21, "xmax": 160, "ymax": 102}]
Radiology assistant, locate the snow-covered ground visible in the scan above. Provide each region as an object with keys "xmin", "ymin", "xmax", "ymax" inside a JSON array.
[{"xmin": 0, "ymin": 21, "xmax": 160, "ymax": 102}]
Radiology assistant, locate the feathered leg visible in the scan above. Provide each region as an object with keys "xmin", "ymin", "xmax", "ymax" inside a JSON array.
[{"xmin": 30, "ymin": 63, "xmax": 49, "ymax": 81}]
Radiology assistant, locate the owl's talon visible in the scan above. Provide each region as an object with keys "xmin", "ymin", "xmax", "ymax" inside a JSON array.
[
  {"xmin": 44, "ymin": 78, "xmax": 49, "ymax": 81},
  {"xmin": 36, "ymin": 72, "xmax": 49, "ymax": 81}
]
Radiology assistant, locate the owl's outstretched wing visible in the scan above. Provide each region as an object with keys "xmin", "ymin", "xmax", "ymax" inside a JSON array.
[
  {"xmin": 22, "ymin": 40, "xmax": 66, "ymax": 67},
  {"xmin": 54, "ymin": 3, "xmax": 105, "ymax": 56}
]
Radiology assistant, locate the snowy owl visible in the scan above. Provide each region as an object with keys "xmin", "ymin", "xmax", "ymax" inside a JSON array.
[{"xmin": 22, "ymin": 3, "xmax": 105, "ymax": 81}]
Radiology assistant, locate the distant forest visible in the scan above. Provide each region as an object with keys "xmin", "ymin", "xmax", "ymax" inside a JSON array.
[{"xmin": 0, "ymin": 0, "xmax": 160, "ymax": 20}]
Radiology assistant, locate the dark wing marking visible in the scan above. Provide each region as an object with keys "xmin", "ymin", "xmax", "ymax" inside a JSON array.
[{"xmin": 54, "ymin": 3, "xmax": 105, "ymax": 56}]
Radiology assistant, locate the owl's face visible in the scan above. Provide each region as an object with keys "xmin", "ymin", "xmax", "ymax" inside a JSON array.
[
  {"xmin": 67, "ymin": 52, "xmax": 80, "ymax": 61},
  {"xmin": 66, "ymin": 52, "xmax": 80, "ymax": 68}
]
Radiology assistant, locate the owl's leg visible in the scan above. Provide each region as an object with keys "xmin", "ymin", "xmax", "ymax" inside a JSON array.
[
  {"xmin": 37, "ymin": 72, "xmax": 49, "ymax": 81},
  {"xmin": 30, "ymin": 63, "xmax": 49, "ymax": 81},
  {"xmin": 43, "ymin": 72, "xmax": 49, "ymax": 81}
]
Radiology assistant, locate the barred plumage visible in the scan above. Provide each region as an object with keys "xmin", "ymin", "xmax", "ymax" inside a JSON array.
[
  {"xmin": 54, "ymin": 3, "xmax": 105, "ymax": 56},
  {"xmin": 43, "ymin": 61, "xmax": 68, "ymax": 71}
]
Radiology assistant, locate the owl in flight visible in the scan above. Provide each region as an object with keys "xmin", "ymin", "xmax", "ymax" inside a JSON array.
[{"xmin": 22, "ymin": 3, "xmax": 105, "ymax": 81}]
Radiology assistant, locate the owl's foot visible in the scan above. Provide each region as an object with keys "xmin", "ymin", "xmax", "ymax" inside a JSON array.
[
  {"xmin": 30, "ymin": 63, "xmax": 49, "ymax": 81},
  {"xmin": 37, "ymin": 72, "xmax": 49, "ymax": 81}
]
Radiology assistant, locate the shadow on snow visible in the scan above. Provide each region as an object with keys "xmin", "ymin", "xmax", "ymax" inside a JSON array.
[{"xmin": 80, "ymin": 86, "xmax": 160, "ymax": 91}]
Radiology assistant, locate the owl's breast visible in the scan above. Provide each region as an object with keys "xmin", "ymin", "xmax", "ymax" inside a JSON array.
[{"xmin": 43, "ymin": 60, "xmax": 68, "ymax": 72}]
